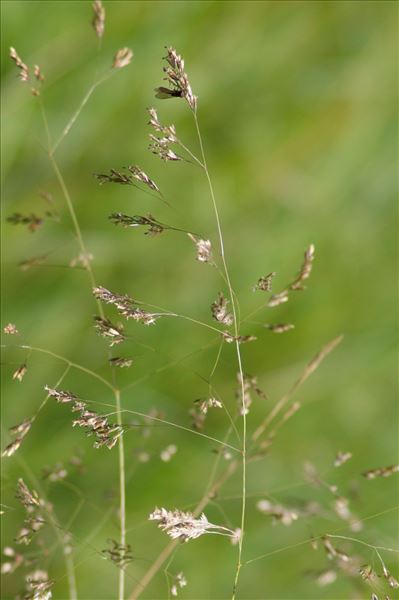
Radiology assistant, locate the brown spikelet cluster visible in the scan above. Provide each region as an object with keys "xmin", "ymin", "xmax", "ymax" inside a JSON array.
[
  {"xmin": 290, "ymin": 244, "xmax": 315, "ymax": 291},
  {"xmin": 3, "ymin": 323, "xmax": 18, "ymax": 335},
  {"xmin": 113, "ymin": 47, "xmax": 133, "ymax": 69},
  {"xmin": 1, "ymin": 546, "xmax": 24, "ymax": 575},
  {"xmin": 109, "ymin": 213, "xmax": 165, "ymax": 236},
  {"xmin": 211, "ymin": 292, "xmax": 233, "ymax": 326},
  {"xmin": 148, "ymin": 107, "xmax": 177, "ymax": 140},
  {"xmin": 171, "ymin": 572, "xmax": 187, "ymax": 597},
  {"xmin": 334, "ymin": 451, "xmax": 352, "ymax": 467},
  {"xmin": 19, "ymin": 254, "xmax": 47, "ymax": 271},
  {"xmin": 149, "ymin": 135, "xmax": 182, "ymax": 162},
  {"xmin": 236, "ymin": 372, "xmax": 267, "ymax": 416},
  {"xmin": 44, "ymin": 385, "xmax": 77, "ymax": 403},
  {"xmin": 15, "ymin": 478, "xmax": 40, "ymax": 510},
  {"xmin": 264, "ymin": 323, "xmax": 294, "ymax": 334},
  {"xmin": 109, "ymin": 357, "xmax": 133, "ymax": 368},
  {"xmin": 253, "ymin": 272, "xmax": 276, "ymax": 292},
  {"xmin": 69, "ymin": 251, "xmax": 94, "ymax": 269},
  {"xmin": 332, "ymin": 496, "xmax": 363, "ymax": 532},
  {"xmin": 2, "ymin": 418, "xmax": 33, "ymax": 458},
  {"xmin": 223, "ymin": 332, "xmax": 257, "ymax": 344},
  {"xmin": 92, "ymin": 0, "xmax": 105, "ymax": 38},
  {"xmin": 45, "ymin": 385, "xmax": 123, "ymax": 449},
  {"xmin": 149, "ymin": 507, "xmax": 234, "ymax": 542},
  {"xmin": 9, "ymin": 47, "xmax": 44, "ymax": 95},
  {"xmin": 187, "ymin": 234, "xmax": 212, "ymax": 264},
  {"xmin": 94, "ymin": 316, "xmax": 125, "ymax": 345},
  {"xmin": 102, "ymin": 539, "xmax": 133, "ymax": 568},
  {"xmin": 155, "ymin": 47, "xmax": 197, "ymax": 111},
  {"xmin": 194, "ymin": 397, "xmax": 223, "ymax": 415},
  {"xmin": 72, "ymin": 402, "xmax": 123, "ymax": 450},
  {"xmin": 322, "ymin": 536, "xmax": 350, "ymax": 563},
  {"xmin": 93, "ymin": 286, "xmax": 159, "ymax": 324},
  {"xmin": 24, "ymin": 570, "xmax": 54, "ymax": 600},
  {"xmin": 267, "ymin": 244, "xmax": 315, "ymax": 307},
  {"xmin": 9, "ymin": 47, "xmax": 29, "ymax": 82},
  {"xmin": 256, "ymin": 499, "xmax": 299, "ymax": 526},
  {"xmin": 33, "ymin": 65, "xmax": 44, "ymax": 82},
  {"xmin": 15, "ymin": 479, "xmax": 45, "ymax": 546},
  {"xmin": 41, "ymin": 463, "xmax": 68, "ymax": 482},
  {"xmin": 7, "ymin": 212, "xmax": 43, "ymax": 232},
  {"xmin": 96, "ymin": 165, "xmax": 160, "ymax": 193},
  {"xmin": 12, "ymin": 363, "xmax": 27, "ymax": 382},
  {"xmin": 190, "ymin": 397, "xmax": 222, "ymax": 430},
  {"xmin": 362, "ymin": 464, "xmax": 399, "ymax": 479}
]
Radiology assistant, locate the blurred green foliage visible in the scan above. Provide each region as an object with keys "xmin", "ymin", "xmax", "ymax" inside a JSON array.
[{"xmin": 1, "ymin": 1, "xmax": 398, "ymax": 599}]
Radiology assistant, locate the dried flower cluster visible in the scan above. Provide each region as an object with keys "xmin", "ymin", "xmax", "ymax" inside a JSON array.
[
  {"xmin": 236, "ymin": 372, "xmax": 267, "ymax": 416},
  {"xmin": 19, "ymin": 254, "xmax": 47, "ymax": 271},
  {"xmin": 160, "ymin": 444, "xmax": 177, "ymax": 462},
  {"xmin": 171, "ymin": 572, "xmax": 187, "ymax": 597},
  {"xmin": 93, "ymin": 286, "xmax": 159, "ymax": 325},
  {"xmin": 109, "ymin": 212, "xmax": 165, "ymax": 236},
  {"xmin": 334, "ymin": 451, "xmax": 353, "ymax": 467},
  {"xmin": 113, "ymin": 47, "xmax": 133, "ymax": 69},
  {"xmin": 3, "ymin": 323, "xmax": 18, "ymax": 335},
  {"xmin": 156, "ymin": 47, "xmax": 197, "ymax": 111},
  {"xmin": 253, "ymin": 272, "xmax": 276, "ymax": 292},
  {"xmin": 147, "ymin": 106, "xmax": 181, "ymax": 161},
  {"xmin": 41, "ymin": 463, "xmax": 68, "ymax": 483},
  {"xmin": 149, "ymin": 134, "xmax": 182, "ymax": 162},
  {"xmin": 7, "ymin": 212, "xmax": 43, "ymax": 232},
  {"xmin": 149, "ymin": 507, "xmax": 234, "ymax": 542},
  {"xmin": 362, "ymin": 464, "xmax": 399, "ymax": 480},
  {"xmin": 69, "ymin": 251, "xmax": 93, "ymax": 269},
  {"xmin": 189, "ymin": 406, "xmax": 206, "ymax": 431},
  {"xmin": 223, "ymin": 333, "xmax": 257, "ymax": 345},
  {"xmin": 187, "ymin": 234, "xmax": 212, "ymax": 264},
  {"xmin": 9, "ymin": 47, "xmax": 44, "ymax": 95},
  {"xmin": 267, "ymin": 244, "xmax": 315, "ymax": 307},
  {"xmin": 256, "ymin": 499, "xmax": 299, "ymax": 526},
  {"xmin": 13, "ymin": 363, "xmax": 27, "ymax": 382},
  {"xmin": 211, "ymin": 292, "xmax": 233, "ymax": 326},
  {"xmin": 15, "ymin": 479, "xmax": 45, "ymax": 546},
  {"xmin": 148, "ymin": 107, "xmax": 177, "ymax": 140},
  {"xmin": 92, "ymin": 0, "xmax": 105, "ymax": 38},
  {"xmin": 264, "ymin": 323, "xmax": 294, "ymax": 334},
  {"xmin": 15, "ymin": 478, "xmax": 40, "ymax": 510},
  {"xmin": 109, "ymin": 356, "xmax": 133, "ymax": 368},
  {"xmin": 9, "ymin": 47, "xmax": 29, "ymax": 82},
  {"xmin": 96, "ymin": 165, "xmax": 159, "ymax": 193},
  {"xmin": 194, "ymin": 397, "xmax": 222, "ymax": 414},
  {"xmin": 45, "ymin": 385, "xmax": 123, "ymax": 449},
  {"xmin": 332, "ymin": 496, "xmax": 363, "ymax": 532},
  {"xmin": 102, "ymin": 539, "xmax": 133, "ymax": 568},
  {"xmin": 1, "ymin": 546, "xmax": 24, "ymax": 575},
  {"xmin": 93, "ymin": 316, "xmax": 125, "ymax": 345},
  {"xmin": 24, "ymin": 569, "xmax": 54, "ymax": 600},
  {"xmin": 2, "ymin": 418, "xmax": 32, "ymax": 458},
  {"xmin": 322, "ymin": 536, "xmax": 350, "ymax": 563},
  {"xmin": 44, "ymin": 385, "xmax": 77, "ymax": 403}
]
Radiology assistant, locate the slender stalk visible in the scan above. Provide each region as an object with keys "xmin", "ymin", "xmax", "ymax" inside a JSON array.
[
  {"xmin": 15, "ymin": 427, "xmax": 78, "ymax": 599},
  {"xmin": 115, "ymin": 389, "xmax": 126, "ymax": 600},
  {"xmin": 193, "ymin": 111, "xmax": 247, "ymax": 599},
  {"xmin": 2, "ymin": 343, "xmax": 115, "ymax": 392},
  {"xmin": 129, "ymin": 461, "xmax": 237, "ymax": 600},
  {"xmin": 37, "ymin": 94, "xmax": 127, "ymax": 600},
  {"xmin": 127, "ymin": 334, "xmax": 343, "ymax": 599},
  {"xmin": 51, "ymin": 71, "xmax": 114, "ymax": 154},
  {"xmin": 251, "ymin": 335, "xmax": 343, "ymax": 445}
]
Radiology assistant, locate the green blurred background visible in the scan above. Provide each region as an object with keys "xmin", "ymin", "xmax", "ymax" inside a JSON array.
[{"xmin": 1, "ymin": 1, "xmax": 398, "ymax": 599}]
